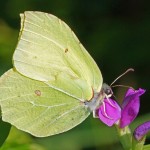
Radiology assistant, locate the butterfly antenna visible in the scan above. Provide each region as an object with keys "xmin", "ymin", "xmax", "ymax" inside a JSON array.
[
  {"xmin": 111, "ymin": 84, "xmax": 134, "ymax": 90},
  {"xmin": 110, "ymin": 68, "xmax": 134, "ymax": 86}
]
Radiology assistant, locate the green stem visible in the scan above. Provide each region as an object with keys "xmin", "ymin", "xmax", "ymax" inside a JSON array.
[
  {"xmin": 132, "ymin": 136, "xmax": 145, "ymax": 150},
  {"xmin": 115, "ymin": 125, "xmax": 132, "ymax": 150}
]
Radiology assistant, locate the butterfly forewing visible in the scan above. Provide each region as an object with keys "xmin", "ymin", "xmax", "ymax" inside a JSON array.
[{"xmin": 13, "ymin": 11, "xmax": 103, "ymax": 100}]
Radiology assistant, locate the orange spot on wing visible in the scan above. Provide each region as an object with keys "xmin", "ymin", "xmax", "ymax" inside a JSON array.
[
  {"xmin": 65, "ymin": 48, "xmax": 68, "ymax": 53},
  {"xmin": 35, "ymin": 90, "xmax": 41, "ymax": 96}
]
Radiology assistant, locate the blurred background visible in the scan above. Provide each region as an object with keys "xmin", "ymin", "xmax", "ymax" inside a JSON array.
[{"xmin": 0, "ymin": 0, "xmax": 150, "ymax": 150}]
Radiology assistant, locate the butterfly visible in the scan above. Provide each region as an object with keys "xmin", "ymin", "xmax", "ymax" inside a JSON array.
[{"xmin": 0, "ymin": 11, "xmax": 112, "ymax": 137}]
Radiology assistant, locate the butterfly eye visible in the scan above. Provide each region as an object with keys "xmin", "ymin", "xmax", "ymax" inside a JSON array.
[
  {"xmin": 102, "ymin": 83, "xmax": 113, "ymax": 97},
  {"xmin": 106, "ymin": 89, "xmax": 111, "ymax": 95}
]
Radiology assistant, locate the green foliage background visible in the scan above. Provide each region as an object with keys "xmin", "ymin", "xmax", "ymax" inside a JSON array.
[{"xmin": 0, "ymin": 0, "xmax": 150, "ymax": 150}]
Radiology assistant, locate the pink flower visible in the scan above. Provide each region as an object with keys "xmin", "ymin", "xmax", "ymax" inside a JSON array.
[
  {"xmin": 134, "ymin": 121, "xmax": 150, "ymax": 141},
  {"xmin": 98, "ymin": 98, "xmax": 121, "ymax": 126},
  {"xmin": 98, "ymin": 88, "xmax": 146, "ymax": 127},
  {"xmin": 120, "ymin": 88, "xmax": 145, "ymax": 128}
]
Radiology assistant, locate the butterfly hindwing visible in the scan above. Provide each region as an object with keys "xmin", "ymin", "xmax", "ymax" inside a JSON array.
[{"xmin": 0, "ymin": 69, "xmax": 90, "ymax": 137}]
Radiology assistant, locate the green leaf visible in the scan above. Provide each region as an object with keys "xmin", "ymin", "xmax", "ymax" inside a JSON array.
[
  {"xmin": 36, "ymin": 113, "xmax": 150, "ymax": 150},
  {"xmin": 1, "ymin": 127, "xmax": 46, "ymax": 150},
  {"xmin": 36, "ymin": 117, "xmax": 120, "ymax": 150},
  {"xmin": 143, "ymin": 145, "xmax": 150, "ymax": 150},
  {"xmin": 115, "ymin": 125, "xmax": 132, "ymax": 150},
  {"xmin": 0, "ymin": 20, "xmax": 18, "ymax": 74},
  {"xmin": 0, "ymin": 118, "xmax": 11, "ymax": 147}
]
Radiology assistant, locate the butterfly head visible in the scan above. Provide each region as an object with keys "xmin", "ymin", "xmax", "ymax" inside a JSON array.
[{"xmin": 102, "ymin": 83, "xmax": 113, "ymax": 98}]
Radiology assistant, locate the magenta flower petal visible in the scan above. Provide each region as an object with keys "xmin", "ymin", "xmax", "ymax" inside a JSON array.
[
  {"xmin": 125, "ymin": 88, "xmax": 146, "ymax": 97},
  {"xmin": 120, "ymin": 88, "xmax": 146, "ymax": 128},
  {"xmin": 98, "ymin": 98, "xmax": 121, "ymax": 126},
  {"xmin": 122, "ymin": 88, "xmax": 146, "ymax": 108},
  {"xmin": 134, "ymin": 121, "xmax": 150, "ymax": 141}
]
